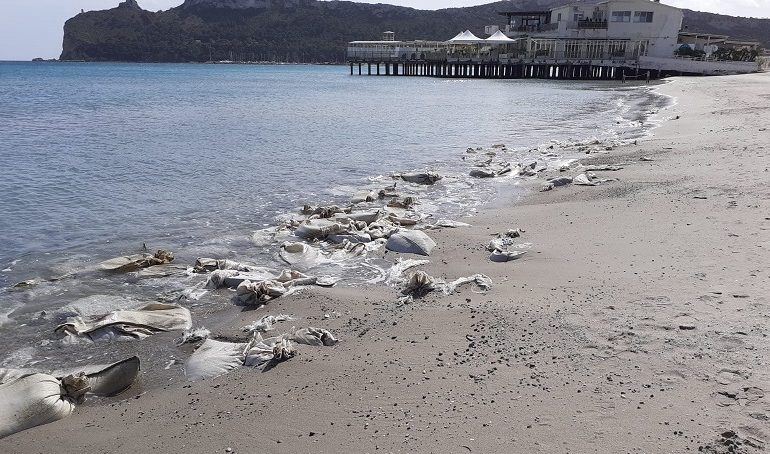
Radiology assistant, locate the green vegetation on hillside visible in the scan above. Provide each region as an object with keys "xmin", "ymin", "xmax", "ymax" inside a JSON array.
[{"xmin": 60, "ymin": 0, "xmax": 769, "ymax": 63}]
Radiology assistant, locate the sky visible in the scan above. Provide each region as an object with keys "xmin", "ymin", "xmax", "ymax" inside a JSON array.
[{"xmin": 1, "ymin": 0, "xmax": 769, "ymax": 60}]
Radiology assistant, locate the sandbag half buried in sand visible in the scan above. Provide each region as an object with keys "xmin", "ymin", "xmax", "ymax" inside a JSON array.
[
  {"xmin": 78, "ymin": 356, "xmax": 140, "ymax": 397},
  {"xmin": 290, "ymin": 327, "xmax": 338, "ymax": 346},
  {"xmin": 0, "ymin": 373, "xmax": 87, "ymax": 439},
  {"xmin": 3, "ymin": 357, "xmax": 141, "ymax": 398},
  {"xmin": 385, "ymin": 230, "xmax": 437, "ymax": 256}
]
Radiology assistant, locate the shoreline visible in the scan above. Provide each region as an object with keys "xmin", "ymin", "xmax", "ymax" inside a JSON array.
[{"xmin": 3, "ymin": 72, "xmax": 769, "ymax": 452}]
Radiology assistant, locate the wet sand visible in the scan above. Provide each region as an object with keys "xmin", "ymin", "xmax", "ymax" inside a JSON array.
[{"xmin": 2, "ymin": 72, "xmax": 769, "ymax": 453}]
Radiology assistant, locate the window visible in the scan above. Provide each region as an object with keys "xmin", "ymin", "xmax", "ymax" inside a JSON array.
[
  {"xmin": 611, "ymin": 11, "xmax": 631, "ymax": 22},
  {"xmin": 633, "ymin": 11, "xmax": 654, "ymax": 23},
  {"xmin": 557, "ymin": 13, "xmax": 562, "ymax": 21}
]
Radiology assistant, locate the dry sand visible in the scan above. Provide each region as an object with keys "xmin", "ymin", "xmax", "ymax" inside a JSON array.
[{"xmin": 2, "ymin": 72, "xmax": 769, "ymax": 453}]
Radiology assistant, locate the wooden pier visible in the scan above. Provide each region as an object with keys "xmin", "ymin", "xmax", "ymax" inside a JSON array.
[{"xmin": 348, "ymin": 59, "xmax": 662, "ymax": 81}]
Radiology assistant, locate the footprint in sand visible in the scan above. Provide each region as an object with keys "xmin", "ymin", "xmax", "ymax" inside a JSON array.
[{"xmin": 715, "ymin": 368, "xmax": 751, "ymax": 385}]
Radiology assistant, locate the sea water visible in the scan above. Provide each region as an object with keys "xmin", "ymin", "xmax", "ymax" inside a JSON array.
[{"xmin": 0, "ymin": 62, "xmax": 667, "ymax": 368}]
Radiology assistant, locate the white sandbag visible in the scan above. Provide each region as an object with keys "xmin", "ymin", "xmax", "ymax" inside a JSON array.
[
  {"xmin": 244, "ymin": 334, "xmax": 295, "ymax": 368},
  {"xmin": 242, "ymin": 314, "xmax": 294, "ymax": 334},
  {"xmin": 387, "ymin": 213, "xmax": 420, "ymax": 226},
  {"xmin": 0, "ymin": 373, "xmax": 86, "ymax": 438},
  {"xmin": 351, "ymin": 190, "xmax": 376, "ymax": 203},
  {"xmin": 365, "ymin": 219, "xmax": 400, "ymax": 240},
  {"xmin": 490, "ymin": 250, "xmax": 527, "ymax": 262},
  {"xmin": 541, "ymin": 176, "xmax": 573, "ymax": 192},
  {"xmin": 327, "ymin": 240, "xmax": 367, "ymax": 261},
  {"xmin": 235, "ymin": 280, "xmax": 289, "ymax": 306},
  {"xmin": 295, "ymin": 219, "xmax": 349, "ymax": 240},
  {"xmin": 573, "ymin": 173, "xmax": 596, "ymax": 186},
  {"xmin": 184, "ymin": 339, "xmax": 249, "ymax": 382},
  {"xmin": 399, "ymin": 172, "xmax": 442, "ymax": 185},
  {"xmin": 386, "ymin": 230, "xmax": 437, "ymax": 256},
  {"xmin": 2, "ymin": 357, "xmax": 140, "ymax": 398},
  {"xmin": 469, "ymin": 168, "xmax": 497, "ymax": 178},
  {"xmin": 432, "ymin": 219, "xmax": 471, "ymax": 229},
  {"xmin": 291, "ymin": 327, "xmax": 338, "ymax": 346},
  {"xmin": 400, "ymin": 271, "xmax": 492, "ymax": 303},
  {"xmin": 194, "ymin": 258, "xmax": 254, "ymax": 273},
  {"xmin": 445, "ymin": 274, "xmax": 493, "ymax": 294},
  {"xmin": 177, "ymin": 327, "xmax": 211, "ymax": 345},
  {"xmin": 79, "ymin": 357, "xmax": 140, "ymax": 397},
  {"xmin": 401, "ymin": 271, "xmax": 438, "ymax": 300},
  {"xmin": 385, "ymin": 258, "xmax": 430, "ymax": 286},
  {"xmin": 336, "ymin": 210, "xmax": 381, "ymax": 225},
  {"xmin": 279, "ymin": 242, "xmax": 323, "ymax": 268},
  {"xmin": 206, "ymin": 268, "xmax": 275, "ymax": 289},
  {"xmin": 387, "ymin": 196, "xmax": 416, "ymax": 209},
  {"xmin": 55, "ymin": 303, "xmax": 192, "ymax": 342},
  {"xmin": 301, "ymin": 204, "xmax": 345, "ymax": 218},
  {"xmin": 274, "ymin": 269, "xmax": 318, "ymax": 286},
  {"xmin": 327, "ymin": 232, "xmax": 372, "ymax": 244},
  {"xmin": 0, "ymin": 368, "xmax": 29, "ymax": 385},
  {"xmin": 99, "ymin": 250, "xmax": 174, "ymax": 273}
]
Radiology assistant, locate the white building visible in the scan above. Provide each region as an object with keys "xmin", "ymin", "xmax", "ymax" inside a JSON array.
[{"xmin": 496, "ymin": 0, "xmax": 683, "ymax": 59}]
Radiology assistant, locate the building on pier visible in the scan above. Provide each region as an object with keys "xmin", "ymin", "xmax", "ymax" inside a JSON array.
[{"xmin": 346, "ymin": 0, "xmax": 765, "ymax": 79}]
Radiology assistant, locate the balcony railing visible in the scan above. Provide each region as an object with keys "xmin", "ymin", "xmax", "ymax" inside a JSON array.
[
  {"xmin": 505, "ymin": 23, "xmax": 558, "ymax": 33},
  {"xmin": 574, "ymin": 20, "xmax": 608, "ymax": 30}
]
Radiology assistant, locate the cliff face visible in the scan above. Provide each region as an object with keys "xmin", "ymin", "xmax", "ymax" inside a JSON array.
[{"xmin": 60, "ymin": 0, "xmax": 769, "ymax": 63}]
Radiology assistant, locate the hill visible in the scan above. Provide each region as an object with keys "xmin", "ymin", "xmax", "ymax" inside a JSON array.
[{"xmin": 60, "ymin": 0, "xmax": 769, "ymax": 62}]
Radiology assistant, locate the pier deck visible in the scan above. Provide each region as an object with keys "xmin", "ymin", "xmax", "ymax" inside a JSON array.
[{"xmin": 347, "ymin": 58, "xmax": 661, "ymax": 81}]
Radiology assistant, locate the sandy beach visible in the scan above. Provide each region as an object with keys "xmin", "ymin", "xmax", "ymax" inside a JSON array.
[{"xmin": 2, "ymin": 71, "xmax": 769, "ymax": 453}]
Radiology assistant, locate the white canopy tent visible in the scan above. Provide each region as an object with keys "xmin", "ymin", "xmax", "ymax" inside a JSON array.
[
  {"xmin": 446, "ymin": 30, "xmax": 484, "ymax": 45},
  {"xmin": 485, "ymin": 30, "xmax": 518, "ymax": 44}
]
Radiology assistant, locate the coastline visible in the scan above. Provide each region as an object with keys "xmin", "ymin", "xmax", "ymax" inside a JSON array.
[{"xmin": 2, "ymin": 72, "xmax": 769, "ymax": 452}]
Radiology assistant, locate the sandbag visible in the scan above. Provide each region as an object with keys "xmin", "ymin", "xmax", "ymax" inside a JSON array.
[
  {"xmin": 469, "ymin": 168, "xmax": 497, "ymax": 178},
  {"xmin": 206, "ymin": 269, "xmax": 275, "ymax": 289},
  {"xmin": 193, "ymin": 258, "xmax": 254, "ymax": 273},
  {"xmin": 386, "ymin": 230, "xmax": 437, "ymax": 256},
  {"xmin": 279, "ymin": 242, "xmax": 323, "ymax": 268},
  {"xmin": 242, "ymin": 314, "xmax": 294, "ymax": 334},
  {"xmin": 55, "ymin": 303, "xmax": 192, "ymax": 342},
  {"xmin": 244, "ymin": 334, "xmax": 296, "ymax": 368},
  {"xmin": 301, "ymin": 204, "xmax": 346, "ymax": 218},
  {"xmin": 295, "ymin": 219, "xmax": 349, "ymax": 240},
  {"xmin": 291, "ymin": 327, "xmax": 338, "ymax": 346},
  {"xmin": 99, "ymin": 250, "xmax": 174, "ymax": 273},
  {"xmin": 573, "ymin": 173, "xmax": 596, "ymax": 186},
  {"xmin": 490, "ymin": 250, "xmax": 527, "ymax": 262},
  {"xmin": 0, "ymin": 373, "xmax": 86, "ymax": 438},
  {"xmin": 400, "ymin": 271, "xmax": 492, "ymax": 303},
  {"xmin": 401, "ymin": 271, "xmax": 438, "ymax": 299},
  {"xmin": 336, "ymin": 210, "xmax": 381, "ymax": 225},
  {"xmin": 541, "ymin": 176, "xmax": 573, "ymax": 192},
  {"xmin": 235, "ymin": 280, "xmax": 288, "ymax": 306},
  {"xmin": 185, "ymin": 339, "xmax": 249, "ymax": 382},
  {"xmin": 385, "ymin": 258, "xmax": 430, "ymax": 286},
  {"xmin": 86, "ymin": 357, "xmax": 139, "ymax": 396},
  {"xmin": 428, "ymin": 219, "xmax": 471, "ymax": 229},
  {"xmin": 399, "ymin": 172, "xmax": 442, "ymax": 185},
  {"xmin": 327, "ymin": 232, "xmax": 372, "ymax": 244}
]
